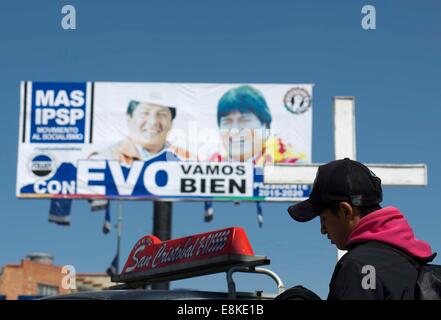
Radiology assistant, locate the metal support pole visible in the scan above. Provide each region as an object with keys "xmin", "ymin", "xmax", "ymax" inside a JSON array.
[
  {"xmin": 334, "ymin": 97, "xmax": 355, "ymax": 261},
  {"xmin": 151, "ymin": 201, "xmax": 173, "ymax": 290},
  {"xmin": 116, "ymin": 201, "xmax": 123, "ymax": 274}
]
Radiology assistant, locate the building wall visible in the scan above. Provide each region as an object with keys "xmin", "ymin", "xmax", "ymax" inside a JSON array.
[
  {"xmin": 0, "ymin": 260, "xmax": 70, "ymax": 300},
  {"xmin": 75, "ymin": 274, "xmax": 115, "ymax": 292}
]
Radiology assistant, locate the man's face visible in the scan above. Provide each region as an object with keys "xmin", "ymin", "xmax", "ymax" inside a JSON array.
[
  {"xmin": 127, "ymin": 103, "xmax": 173, "ymax": 152},
  {"xmin": 319, "ymin": 205, "xmax": 353, "ymax": 250},
  {"xmin": 219, "ymin": 111, "xmax": 266, "ymax": 162}
]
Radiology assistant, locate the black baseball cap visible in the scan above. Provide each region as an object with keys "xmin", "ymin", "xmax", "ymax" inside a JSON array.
[{"xmin": 288, "ymin": 158, "xmax": 383, "ymax": 222}]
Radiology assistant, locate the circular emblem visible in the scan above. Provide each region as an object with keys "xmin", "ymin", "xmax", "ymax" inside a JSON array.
[
  {"xmin": 29, "ymin": 154, "xmax": 55, "ymax": 178},
  {"xmin": 283, "ymin": 87, "xmax": 312, "ymax": 114}
]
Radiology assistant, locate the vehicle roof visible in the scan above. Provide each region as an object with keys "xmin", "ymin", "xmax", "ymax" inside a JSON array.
[{"xmin": 41, "ymin": 289, "xmax": 276, "ymax": 300}]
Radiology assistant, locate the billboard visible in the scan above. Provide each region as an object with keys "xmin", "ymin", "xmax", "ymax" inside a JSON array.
[{"xmin": 17, "ymin": 82, "xmax": 313, "ymax": 201}]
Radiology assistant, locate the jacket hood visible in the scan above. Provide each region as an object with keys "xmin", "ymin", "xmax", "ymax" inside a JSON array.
[{"xmin": 347, "ymin": 206, "xmax": 434, "ymax": 260}]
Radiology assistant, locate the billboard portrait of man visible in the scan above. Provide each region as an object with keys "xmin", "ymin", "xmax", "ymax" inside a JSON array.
[
  {"xmin": 89, "ymin": 90, "xmax": 191, "ymax": 165},
  {"xmin": 209, "ymin": 85, "xmax": 305, "ymax": 166}
]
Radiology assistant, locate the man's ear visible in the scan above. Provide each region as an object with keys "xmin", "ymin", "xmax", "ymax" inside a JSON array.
[{"xmin": 339, "ymin": 202, "xmax": 354, "ymax": 220}]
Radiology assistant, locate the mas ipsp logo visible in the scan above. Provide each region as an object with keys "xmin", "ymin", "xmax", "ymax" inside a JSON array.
[
  {"xmin": 30, "ymin": 82, "xmax": 88, "ymax": 143},
  {"xmin": 29, "ymin": 154, "xmax": 56, "ymax": 178}
]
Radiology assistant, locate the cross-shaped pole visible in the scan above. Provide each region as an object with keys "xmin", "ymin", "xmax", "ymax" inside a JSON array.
[{"xmin": 264, "ymin": 96, "xmax": 427, "ymax": 261}]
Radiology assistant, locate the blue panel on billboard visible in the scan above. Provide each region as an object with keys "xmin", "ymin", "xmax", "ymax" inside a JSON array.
[{"xmin": 30, "ymin": 82, "xmax": 87, "ymax": 143}]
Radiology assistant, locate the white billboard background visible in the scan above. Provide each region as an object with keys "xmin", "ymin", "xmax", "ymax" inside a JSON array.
[{"xmin": 92, "ymin": 83, "xmax": 312, "ymax": 162}]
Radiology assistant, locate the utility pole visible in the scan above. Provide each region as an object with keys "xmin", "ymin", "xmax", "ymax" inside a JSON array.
[
  {"xmin": 116, "ymin": 201, "xmax": 123, "ymax": 273},
  {"xmin": 151, "ymin": 201, "xmax": 173, "ymax": 290}
]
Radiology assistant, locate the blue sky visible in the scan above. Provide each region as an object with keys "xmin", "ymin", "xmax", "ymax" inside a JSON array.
[{"xmin": 0, "ymin": 0, "xmax": 440, "ymax": 299}]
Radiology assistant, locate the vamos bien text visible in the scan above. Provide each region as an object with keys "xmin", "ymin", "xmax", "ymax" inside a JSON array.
[{"xmin": 76, "ymin": 160, "xmax": 254, "ymax": 197}]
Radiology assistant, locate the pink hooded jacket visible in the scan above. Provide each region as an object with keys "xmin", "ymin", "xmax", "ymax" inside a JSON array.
[{"xmin": 347, "ymin": 206, "xmax": 433, "ymax": 259}]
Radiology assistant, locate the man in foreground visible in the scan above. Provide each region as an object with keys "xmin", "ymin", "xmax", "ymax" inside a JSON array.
[{"xmin": 288, "ymin": 158, "xmax": 436, "ymax": 299}]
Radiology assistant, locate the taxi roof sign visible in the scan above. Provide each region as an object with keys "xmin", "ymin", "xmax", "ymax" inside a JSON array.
[{"xmin": 112, "ymin": 227, "xmax": 269, "ymax": 285}]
